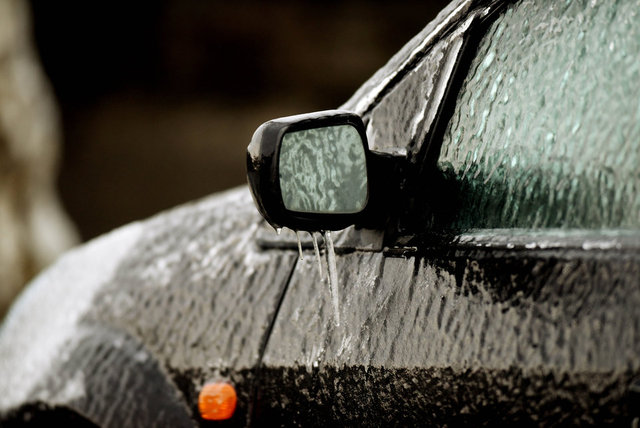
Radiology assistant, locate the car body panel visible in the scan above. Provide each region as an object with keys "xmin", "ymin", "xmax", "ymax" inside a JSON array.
[
  {"xmin": 0, "ymin": 188, "xmax": 297, "ymax": 425},
  {"xmin": 258, "ymin": 230, "xmax": 640, "ymax": 425},
  {"xmin": 1, "ymin": 0, "xmax": 640, "ymax": 426}
]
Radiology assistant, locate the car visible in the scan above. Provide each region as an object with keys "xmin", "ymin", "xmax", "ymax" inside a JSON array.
[{"xmin": 1, "ymin": 0, "xmax": 639, "ymax": 426}]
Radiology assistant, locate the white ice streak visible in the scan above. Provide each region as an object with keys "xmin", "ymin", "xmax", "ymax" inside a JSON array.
[
  {"xmin": 311, "ymin": 232, "xmax": 323, "ymax": 279},
  {"xmin": 295, "ymin": 230, "xmax": 304, "ymax": 261},
  {"xmin": 323, "ymin": 231, "xmax": 341, "ymax": 327}
]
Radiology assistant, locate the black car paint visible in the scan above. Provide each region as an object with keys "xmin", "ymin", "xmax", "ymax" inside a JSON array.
[{"xmin": 1, "ymin": 0, "xmax": 638, "ymax": 426}]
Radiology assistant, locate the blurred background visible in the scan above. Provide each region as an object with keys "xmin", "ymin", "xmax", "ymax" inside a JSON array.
[{"xmin": 1, "ymin": 0, "xmax": 449, "ymax": 316}]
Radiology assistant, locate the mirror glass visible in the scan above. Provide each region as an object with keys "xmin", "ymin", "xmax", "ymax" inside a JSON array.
[{"xmin": 279, "ymin": 124, "xmax": 368, "ymax": 214}]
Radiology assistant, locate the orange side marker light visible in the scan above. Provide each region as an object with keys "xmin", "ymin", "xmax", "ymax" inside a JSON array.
[{"xmin": 198, "ymin": 382, "xmax": 237, "ymax": 421}]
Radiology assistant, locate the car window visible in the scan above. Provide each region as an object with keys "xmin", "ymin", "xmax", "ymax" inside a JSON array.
[{"xmin": 437, "ymin": 0, "xmax": 640, "ymax": 230}]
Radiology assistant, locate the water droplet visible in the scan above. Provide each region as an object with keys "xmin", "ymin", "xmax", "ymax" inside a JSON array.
[
  {"xmin": 310, "ymin": 232, "xmax": 323, "ymax": 279},
  {"xmin": 323, "ymin": 231, "xmax": 340, "ymax": 326},
  {"xmin": 295, "ymin": 230, "xmax": 304, "ymax": 261}
]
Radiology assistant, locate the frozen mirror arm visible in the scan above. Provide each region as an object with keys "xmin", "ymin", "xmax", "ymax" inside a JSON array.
[
  {"xmin": 358, "ymin": 149, "xmax": 408, "ymax": 230},
  {"xmin": 247, "ymin": 110, "xmax": 404, "ymax": 232}
]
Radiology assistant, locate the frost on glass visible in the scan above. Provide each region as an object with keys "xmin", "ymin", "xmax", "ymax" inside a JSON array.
[
  {"xmin": 279, "ymin": 125, "xmax": 367, "ymax": 214},
  {"xmin": 438, "ymin": 0, "xmax": 640, "ymax": 229}
]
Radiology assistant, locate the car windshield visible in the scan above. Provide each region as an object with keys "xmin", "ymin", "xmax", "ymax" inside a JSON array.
[{"xmin": 437, "ymin": 0, "xmax": 640, "ymax": 230}]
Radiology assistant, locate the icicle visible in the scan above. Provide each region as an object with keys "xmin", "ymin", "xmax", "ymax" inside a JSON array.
[
  {"xmin": 310, "ymin": 232, "xmax": 323, "ymax": 279},
  {"xmin": 323, "ymin": 230, "xmax": 340, "ymax": 326},
  {"xmin": 295, "ymin": 230, "xmax": 304, "ymax": 261}
]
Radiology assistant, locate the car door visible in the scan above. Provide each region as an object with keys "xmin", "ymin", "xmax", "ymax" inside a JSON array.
[{"xmin": 255, "ymin": 0, "xmax": 640, "ymax": 425}]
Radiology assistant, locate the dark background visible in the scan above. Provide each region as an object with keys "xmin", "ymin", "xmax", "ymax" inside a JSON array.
[{"xmin": 30, "ymin": 0, "xmax": 449, "ymax": 240}]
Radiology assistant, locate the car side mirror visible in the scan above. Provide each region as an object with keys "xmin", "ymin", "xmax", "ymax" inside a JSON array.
[{"xmin": 247, "ymin": 110, "xmax": 372, "ymax": 232}]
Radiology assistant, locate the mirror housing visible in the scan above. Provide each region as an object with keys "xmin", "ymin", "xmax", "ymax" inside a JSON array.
[{"xmin": 247, "ymin": 110, "xmax": 371, "ymax": 231}]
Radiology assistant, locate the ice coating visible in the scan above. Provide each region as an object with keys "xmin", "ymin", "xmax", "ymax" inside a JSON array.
[
  {"xmin": 438, "ymin": 0, "xmax": 640, "ymax": 229},
  {"xmin": 0, "ymin": 222, "xmax": 143, "ymax": 410},
  {"xmin": 340, "ymin": 0, "xmax": 474, "ymax": 115},
  {"xmin": 366, "ymin": 17, "xmax": 470, "ymax": 155},
  {"xmin": 311, "ymin": 232, "xmax": 323, "ymax": 279},
  {"xmin": 279, "ymin": 125, "xmax": 367, "ymax": 214},
  {"xmin": 295, "ymin": 230, "xmax": 303, "ymax": 261},
  {"xmin": 323, "ymin": 231, "xmax": 341, "ymax": 327}
]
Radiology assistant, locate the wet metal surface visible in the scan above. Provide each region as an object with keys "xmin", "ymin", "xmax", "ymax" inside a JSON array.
[
  {"xmin": 255, "ymin": 222, "xmax": 384, "ymax": 253},
  {"xmin": 0, "ymin": 188, "xmax": 297, "ymax": 426},
  {"xmin": 31, "ymin": 326, "xmax": 194, "ymax": 427},
  {"xmin": 259, "ymin": 241, "xmax": 640, "ymax": 425},
  {"xmin": 2, "ymin": 0, "xmax": 640, "ymax": 425}
]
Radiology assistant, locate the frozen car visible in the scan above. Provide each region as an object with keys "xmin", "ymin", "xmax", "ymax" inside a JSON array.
[{"xmin": 1, "ymin": 0, "xmax": 639, "ymax": 426}]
